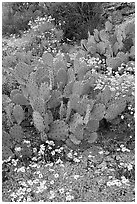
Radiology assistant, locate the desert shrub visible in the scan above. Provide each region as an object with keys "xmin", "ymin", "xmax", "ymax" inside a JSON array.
[
  {"xmin": 2, "ymin": 2, "xmax": 46, "ymax": 36},
  {"xmin": 44, "ymin": 2, "xmax": 105, "ymax": 42}
]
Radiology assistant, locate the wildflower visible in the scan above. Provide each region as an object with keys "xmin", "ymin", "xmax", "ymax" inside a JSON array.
[
  {"xmin": 121, "ymin": 176, "xmax": 130, "ymax": 185},
  {"xmin": 26, "ymin": 188, "xmax": 31, "ymax": 193},
  {"xmin": 56, "ymin": 158, "xmax": 63, "ymax": 164},
  {"xmin": 17, "ymin": 166, "xmax": 25, "ymax": 173},
  {"xmin": 66, "ymin": 194, "xmax": 74, "ymax": 201},
  {"xmin": 127, "ymin": 163, "xmax": 133, "ymax": 171},
  {"xmin": 59, "ymin": 188, "xmax": 65, "ymax": 194},
  {"xmin": 73, "ymin": 157, "xmax": 80, "ymax": 163},
  {"xmin": 50, "ymin": 180, "xmax": 54, "ymax": 185},
  {"xmin": 51, "ymin": 150, "xmax": 55, "ymax": 155},
  {"xmin": 26, "ymin": 196, "xmax": 32, "ymax": 202},
  {"xmin": 67, "ymin": 152, "xmax": 73, "ymax": 158},
  {"xmin": 23, "ymin": 140, "xmax": 30, "ymax": 144},
  {"xmin": 12, "ymin": 159, "xmax": 18, "ymax": 166},
  {"xmin": 33, "ymin": 179, "xmax": 39, "ymax": 184},
  {"xmin": 33, "ymin": 148, "xmax": 37, "ymax": 153},
  {"xmin": 27, "ymin": 181, "xmax": 33, "ymax": 187},
  {"xmin": 15, "ymin": 147, "xmax": 21, "ymax": 152},
  {"xmin": 19, "ymin": 181, "xmax": 28, "ymax": 187},
  {"xmin": 38, "ymin": 173, "xmax": 43, "ymax": 179},
  {"xmin": 73, "ymin": 175, "xmax": 80, "ymax": 180},
  {"xmin": 121, "ymin": 115, "xmax": 124, "ymax": 119},
  {"xmin": 31, "ymin": 157, "xmax": 37, "ymax": 161},
  {"xmin": 54, "ymin": 173, "xmax": 59, "ymax": 178},
  {"xmin": 49, "ymin": 190, "xmax": 56, "ymax": 199},
  {"xmin": 10, "ymin": 192, "xmax": 17, "ymax": 198}
]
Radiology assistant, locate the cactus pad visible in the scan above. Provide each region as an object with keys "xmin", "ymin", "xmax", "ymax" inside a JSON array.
[
  {"xmin": 2, "ymin": 131, "xmax": 13, "ymax": 148},
  {"xmin": 69, "ymin": 134, "xmax": 81, "ymax": 145},
  {"xmin": 85, "ymin": 119, "xmax": 99, "ymax": 133},
  {"xmin": 33, "ymin": 111, "xmax": 45, "ymax": 132},
  {"xmin": 12, "ymin": 104, "xmax": 24, "ymax": 124},
  {"xmin": 30, "ymin": 97, "xmax": 46, "ymax": 115},
  {"xmin": 12, "ymin": 93, "xmax": 29, "ymax": 105},
  {"xmin": 48, "ymin": 90, "xmax": 62, "ymax": 109},
  {"xmin": 9, "ymin": 124, "xmax": 24, "ymax": 142},
  {"xmin": 104, "ymin": 97, "xmax": 127, "ymax": 121},
  {"xmin": 87, "ymin": 132, "xmax": 98, "ymax": 143},
  {"xmin": 2, "ymin": 145, "xmax": 14, "ymax": 161},
  {"xmin": 90, "ymin": 103, "xmax": 106, "ymax": 121},
  {"xmin": 48, "ymin": 120, "xmax": 68, "ymax": 141}
]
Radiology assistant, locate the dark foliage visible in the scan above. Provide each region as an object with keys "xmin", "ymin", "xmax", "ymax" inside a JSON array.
[
  {"xmin": 45, "ymin": 2, "xmax": 105, "ymax": 42},
  {"xmin": 2, "ymin": 2, "xmax": 46, "ymax": 36}
]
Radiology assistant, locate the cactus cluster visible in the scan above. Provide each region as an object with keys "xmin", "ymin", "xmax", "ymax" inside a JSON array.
[
  {"xmin": 81, "ymin": 19, "xmax": 135, "ymax": 70},
  {"xmin": 2, "ymin": 16, "xmax": 134, "ymax": 157},
  {"xmin": 2, "ymin": 46, "xmax": 131, "ymax": 154}
]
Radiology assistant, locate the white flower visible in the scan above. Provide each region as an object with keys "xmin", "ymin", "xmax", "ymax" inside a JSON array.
[
  {"xmin": 66, "ymin": 194, "xmax": 74, "ymax": 201},
  {"xmin": 50, "ymin": 180, "xmax": 54, "ymax": 185},
  {"xmin": 67, "ymin": 152, "xmax": 73, "ymax": 158},
  {"xmin": 15, "ymin": 147, "xmax": 22, "ymax": 152},
  {"xmin": 73, "ymin": 158, "xmax": 80, "ymax": 163},
  {"xmin": 10, "ymin": 192, "xmax": 17, "ymax": 198},
  {"xmin": 59, "ymin": 188, "xmax": 65, "ymax": 194},
  {"xmin": 17, "ymin": 166, "xmax": 25, "ymax": 173},
  {"xmin": 33, "ymin": 179, "xmax": 39, "ymax": 184},
  {"xmin": 127, "ymin": 164, "xmax": 133, "ymax": 171},
  {"xmin": 73, "ymin": 175, "xmax": 80, "ymax": 180},
  {"xmin": 121, "ymin": 176, "xmax": 129, "ymax": 184},
  {"xmin": 33, "ymin": 148, "xmax": 37, "ymax": 153},
  {"xmin": 26, "ymin": 188, "xmax": 31, "ymax": 193},
  {"xmin": 27, "ymin": 180, "xmax": 33, "ymax": 186},
  {"xmin": 51, "ymin": 150, "xmax": 55, "ymax": 155},
  {"xmin": 26, "ymin": 196, "xmax": 32, "ymax": 202},
  {"xmin": 54, "ymin": 173, "xmax": 59, "ymax": 178},
  {"xmin": 49, "ymin": 190, "xmax": 55, "ymax": 199}
]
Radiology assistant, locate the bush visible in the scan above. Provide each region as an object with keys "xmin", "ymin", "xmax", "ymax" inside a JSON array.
[
  {"xmin": 41, "ymin": 2, "xmax": 105, "ymax": 42},
  {"xmin": 2, "ymin": 2, "xmax": 46, "ymax": 36}
]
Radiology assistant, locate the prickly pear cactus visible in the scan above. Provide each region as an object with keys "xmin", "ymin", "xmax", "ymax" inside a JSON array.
[
  {"xmin": 12, "ymin": 93, "xmax": 29, "ymax": 105},
  {"xmin": 35, "ymin": 67, "xmax": 50, "ymax": 85},
  {"xmin": 43, "ymin": 112, "xmax": 50, "ymax": 132},
  {"xmin": 9, "ymin": 124, "xmax": 24, "ymax": 143},
  {"xmin": 53, "ymin": 54, "xmax": 67, "ymax": 74},
  {"xmin": 59, "ymin": 101, "xmax": 67, "ymax": 119},
  {"xmin": 14, "ymin": 62, "xmax": 33, "ymax": 84},
  {"xmin": 30, "ymin": 97, "xmax": 46, "ymax": 115},
  {"xmin": 2, "ymin": 145, "xmax": 14, "ymax": 161},
  {"xmin": 90, "ymin": 103, "xmax": 106, "ymax": 121},
  {"xmin": 67, "ymin": 68, "xmax": 75, "ymax": 83},
  {"xmin": 56, "ymin": 68, "xmax": 68, "ymax": 88},
  {"xmin": 69, "ymin": 113, "xmax": 84, "ymax": 133},
  {"xmin": 4, "ymin": 102, "xmax": 15, "ymax": 124},
  {"xmin": 42, "ymin": 52, "xmax": 54, "ymax": 68},
  {"xmin": 85, "ymin": 119, "xmax": 99, "ymax": 133},
  {"xmin": 48, "ymin": 120, "xmax": 68, "ymax": 141},
  {"xmin": 48, "ymin": 90, "xmax": 62, "ymax": 109},
  {"xmin": 104, "ymin": 97, "xmax": 127, "ymax": 121},
  {"xmin": 69, "ymin": 134, "xmax": 81, "ymax": 145},
  {"xmin": 39, "ymin": 82, "xmax": 51, "ymax": 101},
  {"xmin": 73, "ymin": 124, "xmax": 84, "ymax": 141},
  {"xmin": 87, "ymin": 132, "xmax": 98, "ymax": 143},
  {"xmin": 97, "ymin": 86, "xmax": 112, "ymax": 106},
  {"xmin": 65, "ymin": 138, "xmax": 79, "ymax": 150},
  {"xmin": 10, "ymin": 89, "xmax": 22, "ymax": 101},
  {"xmin": 63, "ymin": 81, "xmax": 74, "ymax": 98},
  {"xmin": 33, "ymin": 111, "xmax": 45, "ymax": 132},
  {"xmin": 12, "ymin": 104, "xmax": 24, "ymax": 124},
  {"xmin": 26, "ymin": 74, "xmax": 39, "ymax": 100},
  {"xmin": 2, "ymin": 131, "xmax": 13, "ymax": 149}
]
